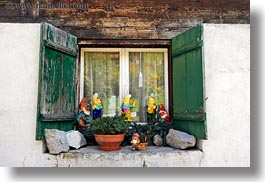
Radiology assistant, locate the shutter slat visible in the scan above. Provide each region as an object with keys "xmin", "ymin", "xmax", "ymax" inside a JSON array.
[
  {"xmin": 172, "ymin": 40, "xmax": 203, "ymax": 58},
  {"xmin": 173, "ymin": 113, "xmax": 206, "ymax": 121}
]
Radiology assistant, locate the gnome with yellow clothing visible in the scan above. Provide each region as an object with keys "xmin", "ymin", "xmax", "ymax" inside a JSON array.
[
  {"xmin": 121, "ymin": 94, "xmax": 135, "ymax": 121},
  {"xmin": 146, "ymin": 93, "xmax": 157, "ymax": 122}
]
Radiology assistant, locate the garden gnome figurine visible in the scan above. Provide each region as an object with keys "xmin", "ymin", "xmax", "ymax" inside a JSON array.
[
  {"xmin": 121, "ymin": 94, "xmax": 135, "ymax": 121},
  {"xmin": 131, "ymin": 133, "xmax": 141, "ymax": 151},
  {"xmin": 76, "ymin": 97, "xmax": 96, "ymax": 144},
  {"xmin": 147, "ymin": 93, "xmax": 157, "ymax": 122},
  {"xmin": 159, "ymin": 104, "xmax": 171, "ymax": 124},
  {"xmin": 77, "ymin": 97, "xmax": 92, "ymax": 127},
  {"xmin": 92, "ymin": 93, "xmax": 103, "ymax": 119}
]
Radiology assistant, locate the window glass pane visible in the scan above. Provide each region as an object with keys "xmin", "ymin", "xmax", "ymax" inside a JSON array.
[
  {"xmin": 129, "ymin": 52, "xmax": 165, "ymax": 122},
  {"xmin": 84, "ymin": 52, "xmax": 120, "ymax": 116}
]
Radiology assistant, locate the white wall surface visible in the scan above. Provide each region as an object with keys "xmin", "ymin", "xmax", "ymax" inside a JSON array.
[
  {"xmin": 201, "ymin": 24, "xmax": 250, "ymax": 167},
  {"xmin": 0, "ymin": 23, "xmax": 55, "ymax": 167}
]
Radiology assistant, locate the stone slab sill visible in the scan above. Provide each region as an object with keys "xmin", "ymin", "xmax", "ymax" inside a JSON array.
[{"xmin": 50, "ymin": 146, "xmax": 204, "ymax": 167}]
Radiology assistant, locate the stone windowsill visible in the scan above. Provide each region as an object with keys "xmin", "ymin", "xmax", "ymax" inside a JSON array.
[{"xmin": 51, "ymin": 146, "xmax": 204, "ymax": 167}]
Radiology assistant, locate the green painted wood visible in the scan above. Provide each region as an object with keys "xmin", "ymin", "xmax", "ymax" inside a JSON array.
[
  {"xmin": 172, "ymin": 40, "xmax": 203, "ymax": 58},
  {"xmin": 42, "ymin": 23, "xmax": 77, "ymax": 56},
  {"xmin": 172, "ymin": 53, "xmax": 187, "ymax": 114},
  {"xmin": 172, "ymin": 25, "xmax": 202, "ymax": 53},
  {"xmin": 38, "ymin": 121, "xmax": 76, "ymax": 139},
  {"xmin": 171, "ymin": 24, "xmax": 207, "ymax": 139},
  {"xmin": 186, "ymin": 48, "xmax": 204, "ymax": 113},
  {"xmin": 173, "ymin": 120, "xmax": 206, "ymax": 139},
  {"xmin": 36, "ymin": 23, "xmax": 78, "ymax": 140},
  {"xmin": 174, "ymin": 113, "xmax": 206, "ymax": 121}
]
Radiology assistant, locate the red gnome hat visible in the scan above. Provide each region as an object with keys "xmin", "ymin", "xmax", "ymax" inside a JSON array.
[
  {"xmin": 79, "ymin": 97, "xmax": 89, "ymax": 111},
  {"xmin": 133, "ymin": 133, "xmax": 140, "ymax": 138},
  {"xmin": 159, "ymin": 104, "xmax": 171, "ymax": 124},
  {"xmin": 160, "ymin": 104, "xmax": 166, "ymax": 111}
]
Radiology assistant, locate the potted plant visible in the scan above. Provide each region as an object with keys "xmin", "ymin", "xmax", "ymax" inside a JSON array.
[{"xmin": 90, "ymin": 116, "xmax": 129, "ymax": 151}]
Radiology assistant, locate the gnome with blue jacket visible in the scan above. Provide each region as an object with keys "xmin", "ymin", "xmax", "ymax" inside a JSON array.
[{"xmin": 91, "ymin": 93, "xmax": 103, "ymax": 119}]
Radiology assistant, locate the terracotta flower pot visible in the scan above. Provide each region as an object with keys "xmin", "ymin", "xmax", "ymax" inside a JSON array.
[{"xmin": 94, "ymin": 134, "xmax": 125, "ymax": 151}]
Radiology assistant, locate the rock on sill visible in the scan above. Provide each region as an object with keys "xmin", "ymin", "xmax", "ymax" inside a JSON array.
[{"xmin": 53, "ymin": 146, "xmax": 203, "ymax": 167}]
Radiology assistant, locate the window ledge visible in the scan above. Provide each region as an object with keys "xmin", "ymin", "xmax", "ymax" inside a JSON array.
[{"xmin": 54, "ymin": 146, "xmax": 204, "ymax": 167}]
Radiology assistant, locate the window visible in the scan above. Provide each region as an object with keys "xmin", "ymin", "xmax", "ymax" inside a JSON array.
[
  {"xmin": 80, "ymin": 48, "xmax": 168, "ymax": 122},
  {"xmin": 36, "ymin": 23, "xmax": 207, "ymax": 140}
]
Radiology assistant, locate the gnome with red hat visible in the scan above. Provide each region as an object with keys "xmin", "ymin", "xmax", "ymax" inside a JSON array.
[
  {"xmin": 77, "ymin": 97, "xmax": 92, "ymax": 129},
  {"xmin": 75, "ymin": 97, "xmax": 98, "ymax": 145},
  {"xmin": 131, "ymin": 133, "xmax": 141, "ymax": 151},
  {"xmin": 159, "ymin": 104, "xmax": 171, "ymax": 124}
]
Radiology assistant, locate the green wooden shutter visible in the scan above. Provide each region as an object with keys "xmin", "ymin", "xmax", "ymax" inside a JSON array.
[
  {"xmin": 171, "ymin": 24, "xmax": 207, "ymax": 139},
  {"xmin": 36, "ymin": 22, "xmax": 78, "ymax": 140}
]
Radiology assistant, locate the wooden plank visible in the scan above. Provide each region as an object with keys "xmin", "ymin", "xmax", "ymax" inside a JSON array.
[
  {"xmin": 0, "ymin": 0, "xmax": 249, "ymax": 39},
  {"xmin": 37, "ymin": 0, "xmax": 249, "ymax": 10},
  {"xmin": 40, "ymin": 47, "xmax": 62, "ymax": 115},
  {"xmin": 172, "ymin": 53, "xmax": 187, "ymax": 114},
  {"xmin": 42, "ymin": 22, "xmax": 77, "ymax": 56},
  {"xmin": 187, "ymin": 120, "xmax": 207, "ymax": 139},
  {"xmin": 61, "ymin": 53, "xmax": 76, "ymax": 113},
  {"xmin": 37, "ymin": 120, "xmax": 75, "ymax": 140},
  {"xmin": 174, "ymin": 120, "xmax": 207, "ymax": 139},
  {"xmin": 186, "ymin": 48, "xmax": 204, "ymax": 113},
  {"xmin": 40, "ymin": 114, "xmax": 75, "ymax": 121},
  {"xmin": 172, "ymin": 40, "xmax": 202, "ymax": 57},
  {"xmin": 172, "ymin": 25, "xmax": 202, "ymax": 53},
  {"xmin": 78, "ymin": 39, "xmax": 171, "ymax": 47},
  {"xmin": 173, "ymin": 113, "xmax": 206, "ymax": 121}
]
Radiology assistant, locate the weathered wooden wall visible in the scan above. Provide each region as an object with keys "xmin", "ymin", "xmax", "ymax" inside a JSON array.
[{"xmin": 0, "ymin": 0, "xmax": 249, "ymax": 39}]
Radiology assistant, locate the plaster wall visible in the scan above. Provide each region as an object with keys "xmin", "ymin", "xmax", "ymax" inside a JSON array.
[
  {"xmin": 0, "ymin": 23, "xmax": 54, "ymax": 167},
  {"xmin": 201, "ymin": 24, "xmax": 250, "ymax": 167},
  {"xmin": 0, "ymin": 23, "xmax": 250, "ymax": 167}
]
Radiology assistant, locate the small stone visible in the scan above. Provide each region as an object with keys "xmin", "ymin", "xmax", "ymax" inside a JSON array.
[
  {"xmin": 153, "ymin": 134, "xmax": 163, "ymax": 146},
  {"xmin": 166, "ymin": 129, "xmax": 196, "ymax": 149},
  {"xmin": 66, "ymin": 130, "xmax": 87, "ymax": 149},
  {"xmin": 45, "ymin": 129, "xmax": 69, "ymax": 154}
]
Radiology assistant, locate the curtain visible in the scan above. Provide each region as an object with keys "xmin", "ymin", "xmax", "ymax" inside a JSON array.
[
  {"xmin": 129, "ymin": 52, "xmax": 165, "ymax": 121},
  {"xmin": 84, "ymin": 52, "xmax": 120, "ymax": 116}
]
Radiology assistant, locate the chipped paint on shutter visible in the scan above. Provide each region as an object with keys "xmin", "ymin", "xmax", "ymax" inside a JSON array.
[{"xmin": 36, "ymin": 23, "xmax": 78, "ymax": 140}]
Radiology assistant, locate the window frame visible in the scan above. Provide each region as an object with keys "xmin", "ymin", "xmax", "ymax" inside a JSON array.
[{"xmin": 80, "ymin": 47, "xmax": 169, "ymax": 119}]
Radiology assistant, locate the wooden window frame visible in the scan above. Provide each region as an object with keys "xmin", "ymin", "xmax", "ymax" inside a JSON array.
[{"xmin": 77, "ymin": 39, "xmax": 173, "ymax": 117}]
